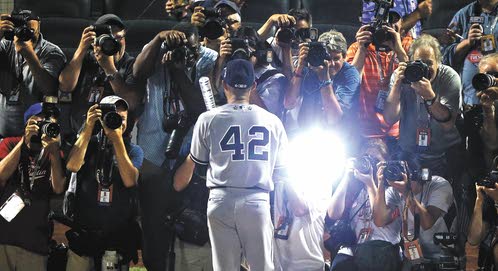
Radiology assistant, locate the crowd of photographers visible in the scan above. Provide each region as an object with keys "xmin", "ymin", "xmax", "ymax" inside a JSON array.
[{"xmin": 3, "ymin": 0, "xmax": 498, "ymax": 270}]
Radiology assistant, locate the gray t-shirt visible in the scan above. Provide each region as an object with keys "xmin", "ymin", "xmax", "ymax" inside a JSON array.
[
  {"xmin": 392, "ymin": 176, "xmax": 454, "ymax": 258},
  {"xmin": 0, "ymin": 35, "xmax": 66, "ymax": 137},
  {"xmin": 391, "ymin": 64, "xmax": 462, "ymax": 157},
  {"xmin": 190, "ymin": 103, "xmax": 288, "ymax": 191}
]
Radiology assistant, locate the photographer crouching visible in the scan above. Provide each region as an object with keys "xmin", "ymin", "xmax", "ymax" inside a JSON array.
[
  {"xmin": 326, "ymin": 139, "xmax": 402, "ymax": 271},
  {"xmin": 65, "ymin": 96, "xmax": 143, "ymax": 270},
  {"xmin": 0, "ymin": 100, "xmax": 66, "ymax": 270}
]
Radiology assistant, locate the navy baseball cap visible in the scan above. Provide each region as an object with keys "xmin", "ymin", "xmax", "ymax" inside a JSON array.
[
  {"xmin": 215, "ymin": 0, "xmax": 241, "ymax": 15},
  {"xmin": 95, "ymin": 14, "xmax": 126, "ymax": 30},
  {"xmin": 223, "ymin": 59, "xmax": 255, "ymax": 89},
  {"xmin": 24, "ymin": 103, "xmax": 43, "ymax": 123}
]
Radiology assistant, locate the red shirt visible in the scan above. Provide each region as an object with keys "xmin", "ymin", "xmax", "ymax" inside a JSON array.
[{"xmin": 346, "ymin": 37, "xmax": 413, "ymax": 138}]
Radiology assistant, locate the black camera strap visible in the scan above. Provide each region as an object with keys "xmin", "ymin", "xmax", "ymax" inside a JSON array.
[{"xmin": 95, "ymin": 130, "xmax": 114, "ymax": 187}]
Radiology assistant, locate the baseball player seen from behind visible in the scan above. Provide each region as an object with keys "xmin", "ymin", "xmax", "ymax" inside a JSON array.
[{"xmin": 174, "ymin": 59, "xmax": 289, "ymax": 271}]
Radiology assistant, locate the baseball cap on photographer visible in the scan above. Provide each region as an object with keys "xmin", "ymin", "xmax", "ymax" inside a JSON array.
[
  {"xmin": 215, "ymin": 0, "xmax": 241, "ymax": 15},
  {"xmin": 223, "ymin": 59, "xmax": 255, "ymax": 89},
  {"xmin": 95, "ymin": 14, "xmax": 126, "ymax": 30},
  {"xmin": 100, "ymin": 95, "xmax": 129, "ymax": 111},
  {"xmin": 24, "ymin": 103, "xmax": 43, "ymax": 124}
]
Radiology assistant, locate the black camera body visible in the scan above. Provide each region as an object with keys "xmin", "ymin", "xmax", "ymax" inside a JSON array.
[
  {"xmin": 477, "ymin": 170, "xmax": 498, "ymax": 188},
  {"xmin": 381, "ymin": 160, "xmax": 406, "ymax": 185},
  {"xmin": 404, "ymin": 60, "xmax": 430, "ymax": 84},
  {"xmin": 30, "ymin": 96, "xmax": 61, "ymax": 147},
  {"xmin": 98, "ymin": 103, "xmax": 122, "ymax": 130},
  {"xmin": 37, "ymin": 120, "xmax": 60, "ymax": 139},
  {"xmin": 201, "ymin": 8, "xmax": 225, "ymax": 40},
  {"xmin": 472, "ymin": 72, "xmax": 498, "ymax": 93},
  {"xmin": 277, "ymin": 22, "xmax": 297, "ymax": 45},
  {"xmin": 229, "ymin": 38, "xmax": 251, "ymax": 60},
  {"xmin": 93, "ymin": 24, "xmax": 121, "ymax": 56},
  {"xmin": 307, "ymin": 42, "xmax": 331, "ymax": 67},
  {"xmin": 366, "ymin": 0, "xmax": 394, "ymax": 51},
  {"xmin": 3, "ymin": 11, "xmax": 35, "ymax": 42},
  {"xmin": 354, "ymin": 156, "xmax": 380, "ymax": 175},
  {"xmin": 167, "ymin": 40, "xmax": 198, "ymax": 67}
]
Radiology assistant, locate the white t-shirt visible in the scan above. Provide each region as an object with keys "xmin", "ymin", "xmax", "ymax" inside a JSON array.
[
  {"xmin": 350, "ymin": 188, "xmax": 402, "ymax": 245},
  {"xmin": 273, "ymin": 181, "xmax": 327, "ymax": 271},
  {"xmin": 392, "ymin": 176, "xmax": 454, "ymax": 258}
]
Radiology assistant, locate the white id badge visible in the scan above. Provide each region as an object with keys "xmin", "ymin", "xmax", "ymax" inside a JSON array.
[{"xmin": 0, "ymin": 193, "xmax": 25, "ymax": 222}]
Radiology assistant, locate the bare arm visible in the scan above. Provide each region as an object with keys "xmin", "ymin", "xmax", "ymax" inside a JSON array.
[
  {"xmin": 111, "ymin": 136, "xmax": 139, "ymax": 187},
  {"xmin": 283, "ymin": 43, "xmax": 307, "ymax": 109},
  {"xmin": 479, "ymin": 92, "xmax": 498, "ymax": 150},
  {"xmin": 257, "ymin": 14, "xmax": 295, "ymax": 41},
  {"xmin": 350, "ymin": 25, "xmax": 372, "ymax": 76},
  {"xmin": 401, "ymin": 0, "xmax": 432, "ymax": 35},
  {"xmin": 0, "ymin": 139, "xmax": 24, "ymax": 187},
  {"xmin": 17, "ymin": 41, "xmax": 58, "ymax": 95},
  {"xmin": 327, "ymin": 172, "xmax": 351, "ymax": 220},
  {"xmin": 59, "ymin": 26, "xmax": 95, "ymax": 92},
  {"xmin": 453, "ymin": 24, "xmax": 482, "ymax": 66},
  {"xmin": 173, "ymin": 154, "xmax": 196, "ymax": 192},
  {"xmin": 468, "ymin": 187, "xmax": 488, "ymax": 245},
  {"xmin": 383, "ymin": 64, "xmax": 405, "ymax": 125}
]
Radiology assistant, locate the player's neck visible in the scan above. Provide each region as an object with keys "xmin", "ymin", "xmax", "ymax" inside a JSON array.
[{"xmin": 226, "ymin": 94, "xmax": 250, "ymax": 104}]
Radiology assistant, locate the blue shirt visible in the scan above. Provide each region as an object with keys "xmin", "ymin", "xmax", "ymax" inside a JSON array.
[
  {"xmin": 137, "ymin": 45, "xmax": 218, "ymax": 166},
  {"xmin": 444, "ymin": 2, "xmax": 498, "ymax": 105},
  {"xmin": 285, "ymin": 62, "xmax": 360, "ymax": 132},
  {"xmin": 362, "ymin": 0, "xmax": 421, "ymax": 38}
]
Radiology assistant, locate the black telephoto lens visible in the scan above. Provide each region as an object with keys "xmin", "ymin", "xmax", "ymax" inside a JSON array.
[{"xmin": 472, "ymin": 73, "xmax": 497, "ymax": 91}]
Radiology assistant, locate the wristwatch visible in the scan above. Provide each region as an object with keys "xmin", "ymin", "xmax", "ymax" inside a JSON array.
[
  {"xmin": 423, "ymin": 96, "xmax": 437, "ymax": 107},
  {"xmin": 106, "ymin": 70, "xmax": 118, "ymax": 81}
]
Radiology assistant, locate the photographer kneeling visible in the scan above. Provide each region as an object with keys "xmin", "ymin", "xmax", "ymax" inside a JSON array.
[
  {"xmin": 326, "ymin": 139, "xmax": 401, "ymax": 271},
  {"xmin": 375, "ymin": 152, "xmax": 454, "ymax": 270},
  {"xmin": 65, "ymin": 96, "xmax": 143, "ymax": 270},
  {"xmin": 0, "ymin": 101, "xmax": 66, "ymax": 270}
]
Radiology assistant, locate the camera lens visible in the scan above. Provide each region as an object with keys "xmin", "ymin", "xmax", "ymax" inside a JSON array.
[
  {"xmin": 307, "ymin": 42, "xmax": 331, "ymax": 67},
  {"xmin": 472, "ymin": 73, "xmax": 497, "ymax": 91},
  {"xmin": 103, "ymin": 111, "xmax": 123, "ymax": 130},
  {"xmin": 277, "ymin": 27, "xmax": 295, "ymax": 44},
  {"xmin": 404, "ymin": 61, "xmax": 430, "ymax": 84},
  {"xmin": 15, "ymin": 26, "xmax": 34, "ymax": 42},
  {"xmin": 40, "ymin": 122, "xmax": 60, "ymax": 138},
  {"xmin": 372, "ymin": 27, "xmax": 391, "ymax": 46},
  {"xmin": 355, "ymin": 157, "xmax": 372, "ymax": 175},
  {"xmin": 96, "ymin": 35, "xmax": 121, "ymax": 56},
  {"xmin": 383, "ymin": 163, "xmax": 404, "ymax": 182}
]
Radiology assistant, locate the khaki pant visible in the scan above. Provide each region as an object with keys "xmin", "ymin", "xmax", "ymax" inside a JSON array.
[
  {"xmin": 0, "ymin": 244, "xmax": 47, "ymax": 271},
  {"xmin": 175, "ymin": 237, "xmax": 213, "ymax": 271},
  {"xmin": 66, "ymin": 249, "xmax": 129, "ymax": 271}
]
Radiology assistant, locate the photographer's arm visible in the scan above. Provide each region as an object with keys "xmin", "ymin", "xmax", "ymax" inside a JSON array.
[
  {"xmin": 173, "ymin": 154, "xmax": 195, "ymax": 192},
  {"xmin": 373, "ymin": 167, "xmax": 396, "ymax": 227},
  {"xmin": 409, "ymin": 198, "xmax": 444, "ymax": 230},
  {"xmin": 383, "ymin": 66, "xmax": 404, "ymax": 126},
  {"xmin": 19, "ymin": 42, "xmax": 58, "ymax": 95},
  {"xmin": 479, "ymin": 93, "xmax": 498, "ymax": 150},
  {"xmin": 468, "ymin": 186, "xmax": 488, "ymax": 245},
  {"xmin": 453, "ymin": 24, "xmax": 482, "ymax": 65},
  {"xmin": 326, "ymin": 172, "xmax": 350, "ymax": 220},
  {"xmin": 258, "ymin": 14, "xmax": 296, "ymax": 41},
  {"xmin": 320, "ymin": 81, "xmax": 343, "ymax": 125},
  {"xmin": 133, "ymin": 30, "xmax": 186, "ymax": 80},
  {"xmin": 111, "ymin": 136, "xmax": 139, "ymax": 187},
  {"xmin": 43, "ymin": 136, "xmax": 66, "ymax": 194},
  {"xmin": 401, "ymin": 0, "xmax": 432, "ymax": 35},
  {"xmin": 66, "ymin": 105, "xmax": 100, "ymax": 172},
  {"xmin": 59, "ymin": 27, "xmax": 95, "ymax": 92},
  {"xmin": 283, "ymin": 43, "xmax": 307, "ymax": 109}
]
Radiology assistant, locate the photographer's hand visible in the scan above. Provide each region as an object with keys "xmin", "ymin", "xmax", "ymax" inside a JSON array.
[
  {"xmin": 85, "ymin": 104, "xmax": 102, "ymax": 130},
  {"xmin": 392, "ymin": 62, "xmax": 407, "ymax": 88},
  {"xmin": 258, "ymin": 14, "xmax": 296, "ymax": 40},
  {"xmin": 468, "ymin": 23, "xmax": 483, "ymax": 44},
  {"xmin": 296, "ymin": 43, "xmax": 309, "ymax": 73},
  {"xmin": 310, "ymin": 60, "xmax": 331, "ymax": 81},
  {"xmin": 356, "ymin": 25, "xmax": 373, "ymax": 49},
  {"xmin": 14, "ymin": 36, "xmax": 35, "ymax": 57},
  {"xmin": 102, "ymin": 120, "xmax": 123, "ymax": 144},
  {"xmin": 24, "ymin": 118, "xmax": 39, "ymax": 148},
  {"xmin": 158, "ymin": 30, "xmax": 187, "ymax": 48},
  {"xmin": 42, "ymin": 133, "xmax": 66, "ymax": 194},
  {"xmin": 478, "ymin": 90, "xmax": 496, "ymax": 114},
  {"xmin": 41, "ymin": 134, "xmax": 61, "ymax": 155},
  {"xmin": 219, "ymin": 38, "xmax": 232, "ymax": 63},
  {"xmin": 0, "ymin": 14, "xmax": 14, "ymax": 40},
  {"xmin": 94, "ymin": 46, "xmax": 117, "ymax": 75},
  {"xmin": 411, "ymin": 78, "xmax": 436, "ymax": 100},
  {"xmin": 483, "ymin": 183, "xmax": 498, "ymax": 202},
  {"xmin": 191, "ymin": 6, "xmax": 206, "ymax": 27},
  {"xmin": 78, "ymin": 26, "xmax": 96, "ymax": 52},
  {"xmin": 468, "ymin": 183, "xmax": 489, "ymax": 246},
  {"xmin": 384, "ymin": 25, "xmax": 408, "ymax": 62}
]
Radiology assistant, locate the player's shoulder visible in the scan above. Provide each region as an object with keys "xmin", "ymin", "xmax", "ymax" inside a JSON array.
[{"xmin": 198, "ymin": 107, "xmax": 222, "ymax": 123}]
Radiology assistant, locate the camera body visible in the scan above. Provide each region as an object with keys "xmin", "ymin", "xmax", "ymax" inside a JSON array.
[
  {"xmin": 201, "ymin": 8, "xmax": 225, "ymax": 40},
  {"xmin": 98, "ymin": 103, "xmax": 123, "ymax": 130},
  {"xmin": 354, "ymin": 155, "xmax": 380, "ymax": 175},
  {"xmin": 229, "ymin": 38, "xmax": 251, "ymax": 60},
  {"xmin": 380, "ymin": 160, "xmax": 406, "ymax": 185},
  {"xmin": 92, "ymin": 24, "xmax": 121, "ymax": 56},
  {"xmin": 167, "ymin": 40, "xmax": 198, "ymax": 67},
  {"xmin": 477, "ymin": 170, "xmax": 498, "ymax": 188},
  {"xmin": 30, "ymin": 96, "xmax": 60, "ymax": 147},
  {"xmin": 404, "ymin": 60, "xmax": 430, "ymax": 84},
  {"xmin": 366, "ymin": 0, "xmax": 394, "ymax": 51},
  {"xmin": 307, "ymin": 42, "xmax": 331, "ymax": 67},
  {"xmin": 472, "ymin": 73, "xmax": 498, "ymax": 93},
  {"xmin": 3, "ymin": 11, "xmax": 35, "ymax": 42}
]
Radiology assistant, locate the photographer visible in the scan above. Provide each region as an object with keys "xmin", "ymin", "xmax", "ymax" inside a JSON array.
[
  {"xmin": 284, "ymin": 30, "xmax": 360, "ymax": 133},
  {"xmin": 0, "ymin": 102, "xmax": 66, "ymax": 270},
  {"xmin": 214, "ymin": 26, "xmax": 288, "ymax": 117},
  {"xmin": 374, "ymin": 152, "xmax": 453, "ymax": 269},
  {"xmin": 362, "ymin": 0, "xmax": 432, "ymax": 38},
  {"xmin": 0, "ymin": 10, "xmax": 66, "ymax": 138},
  {"xmin": 383, "ymin": 34, "xmax": 461, "ymax": 177},
  {"xmin": 326, "ymin": 139, "xmax": 402, "ymax": 271},
  {"xmin": 346, "ymin": 8, "xmax": 410, "ymax": 144},
  {"xmin": 476, "ymin": 53, "xmax": 498, "ymax": 152},
  {"xmin": 65, "ymin": 96, "xmax": 142, "ymax": 270},
  {"xmin": 468, "ymin": 174, "xmax": 498, "ymax": 270},
  {"xmin": 133, "ymin": 22, "xmax": 217, "ymax": 270},
  {"xmin": 58, "ymin": 14, "xmax": 144, "ymax": 136},
  {"xmin": 191, "ymin": 0, "xmax": 241, "ymax": 52},
  {"xmin": 444, "ymin": 0, "xmax": 498, "ymax": 106}
]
